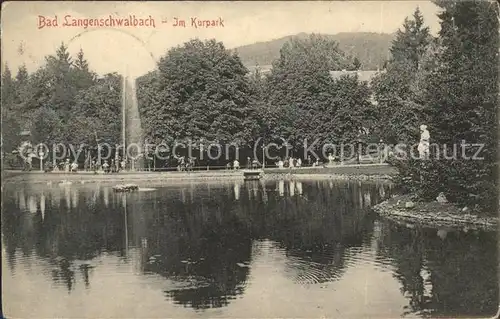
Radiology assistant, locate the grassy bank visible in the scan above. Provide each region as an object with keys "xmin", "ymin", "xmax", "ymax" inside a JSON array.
[{"xmin": 373, "ymin": 194, "xmax": 498, "ymax": 231}]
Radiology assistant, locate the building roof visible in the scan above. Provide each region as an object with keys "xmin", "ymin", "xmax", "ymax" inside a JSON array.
[
  {"xmin": 246, "ymin": 65, "xmax": 273, "ymax": 75},
  {"xmin": 329, "ymin": 70, "xmax": 384, "ymax": 83},
  {"xmin": 247, "ymin": 65, "xmax": 385, "ymax": 83}
]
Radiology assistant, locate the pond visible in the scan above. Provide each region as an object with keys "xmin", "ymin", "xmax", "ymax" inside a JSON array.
[{"xmin": 1, "ymin": 179, "xmax": 498, "ymax": 318}]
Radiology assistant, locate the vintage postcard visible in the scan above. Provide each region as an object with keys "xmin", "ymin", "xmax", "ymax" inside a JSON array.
[{"xmin": 1, "ymin": 1, "xmax": 499, "ymax": 318}]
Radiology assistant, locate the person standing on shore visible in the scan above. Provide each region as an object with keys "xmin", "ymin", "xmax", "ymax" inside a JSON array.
[
  {"xmin": 252, "ymin": 158, "xmax": 259, "ymax": 169},
  {"xmin": 103, "ymin": 160, "xmax": 110, "ymax": 173},
  {"xmin": 418, "ymin": 124, "xmax": 430, "ymax": 160},
  {"xmin": 115, "ymin": 157, "xmax": 120, "ymax": 172},
  {"xmin": 277, "ymin": 158, "xmax": 284, "ymax": 169}
]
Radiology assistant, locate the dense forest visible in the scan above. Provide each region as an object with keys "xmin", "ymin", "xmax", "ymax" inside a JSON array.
[
  {"xmin": 1, "ymin": 2, "xmax": 498, "ymax": 213},
  {"xmin": 233, "ymin": 32, "xmax": 395, "ymax": 71},
  {"xmin": 1, "ymin": 46, "xmax": 122, "ymax": 162}
]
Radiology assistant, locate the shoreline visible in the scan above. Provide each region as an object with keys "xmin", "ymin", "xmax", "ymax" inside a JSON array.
[
  {"xmin": 2, "ymin": 164, "xmax": 396, "ymax": 184},
  {"xmin": 373, "ymin": 194, "xmax": 498, "ymax": 231}
]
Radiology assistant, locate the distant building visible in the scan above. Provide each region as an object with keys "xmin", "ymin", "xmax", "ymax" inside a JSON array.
[
  {"xmin": 247, "ymin": 65, "xmax": 385, "ymax": 85},
  {"xmin": 247, "ymin": 66, "xmax": 385, "ymax": 105},
  {"xmin": 246, "ymin": 65, "xmax": 273, "ymax": 76},
  {"xmin": 328, "ymin": 70, "xmax": 383, "ymax": 85}
]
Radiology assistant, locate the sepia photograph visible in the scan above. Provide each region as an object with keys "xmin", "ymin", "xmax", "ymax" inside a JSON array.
[{"xmin": 1, "ymin": 1, "xmax": 499, "ymax": 318}]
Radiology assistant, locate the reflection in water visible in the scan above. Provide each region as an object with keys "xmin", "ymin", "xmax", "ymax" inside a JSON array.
[
  {"xmin": 296, "ymin": 181, "xmax": 303, "ymax": 195},
  {"xmin": 28, "ymin": 195, "xmax": 37, "ymax": 214},
  {"xmin": 260, "ymin": 180, "xmax": 268, "ymax": 204},
  {"xmin": 376, "ymin": 221, "xmax": 498, "ymax": 318},
  {"xmin": 437, "ymin": 228, "xmax": 448, "ymax": 240},
  {"xmin": 180, "ymin": 188, "xmax": 186, "ymax": 203},
  {"xmin": 278, "ymin": 180, "xmax": 284, "ymax": 196},
  {"xmin": 71, "ymin": 189, "xmax": 78, "ymax": 209},
  {"xmin": 18, "ymin": 189, "xmax": 26, "ymax": 211},
  {"xmin": 64, "ymin": 184, "xmax": 71, "ymax": 209},
  {"xmin": 1, "ymin": 180, "xmax": 497, "ymax": 318},
  {"xmin": 289, "ymin": 180, "xmax": 295, "ymax": 197},
  {"xmin": 234, "ymin": 182, "xmax": 240, "ymax": 201},
  {"xmin": 103, "ymin": 187, "xmax": 109, "ymax": 208},
  {"xmin": 40, "ymin": 194, "xmax": 46, "ymax": 220}
]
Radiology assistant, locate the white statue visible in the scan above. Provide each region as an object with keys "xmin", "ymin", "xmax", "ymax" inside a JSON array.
[{"xmin": 418, "ymin": 124, "xmax": 430, "ymax": 159}]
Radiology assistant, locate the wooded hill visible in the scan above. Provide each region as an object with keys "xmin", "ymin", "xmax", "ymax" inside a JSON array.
[{"xmin": 233, "ymin": 32, "xmax": 395, "ymax": 70}]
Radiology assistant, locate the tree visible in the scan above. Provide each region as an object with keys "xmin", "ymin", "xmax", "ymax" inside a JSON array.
[
  {"xmin": 1, "ymin": 65, "xmax": 23, "ymax": 156},
  {"xmin": 371, "ymin": 7, "xmax": 432, "ymax": 144},
  {"xmin": 43, "ymin": 43, "xmax": 78, "ymax": 121},
  {"xmin": 264, "ymin": 34, "xmax": 371, "ymax": 157},
  {"xmin": 137, "ymin": 71, "xmax": 176, "ymax": 145},
  {"xmin": 420, "ymin": 0, "xmax": 499, "ymax": 211},
  {"xmin": 73, "ymin": 73, "xmax": 122, "ymax": 146},
  {"xmin": 15, "ymin": 64, "xmax": 28, "ymax": 84},
  {"xmin": 1, "ymin": 109, "xmax": 21, "ymax": 154},
  {"xmin": 29, "ymin": 107, "xmax": 64, "ymax": 145},
  {"xmin": 388, "ymin": 1, "xmax": 499, "ymax": 214},
  {"xmin": 351, "ymin": 57, "xmax": 362, "ymax": 71},
  {"xmin": 321, "ymin": 75, "xmax": 374, "ymax": 144},
  {"xmin": 390, "ymin": 7, "xmax": 431, "ymax": 69},
  {"xmin": 245, "ymin": 67, "xmax": 277, "ymax": 143},
  {"xmin": 139, "ymin": 39, "xmax": 255, "ymax": 153},
  {"xmin": 14, "ymin": 64, "xmax": 29, "ymax": 105},
  {"xmin": 72, "ymin": 48, "xmax": 96, "ymax": 92},
  {"xmin": 1, "ymin": 64, "xmax": 16, "ymax": 109}
]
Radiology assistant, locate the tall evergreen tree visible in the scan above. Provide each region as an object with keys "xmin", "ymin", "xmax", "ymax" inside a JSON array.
[
  {"xmin": 1, "ymin": 64, "xmax": 22, "ymax": 154},
  {"xmin": 422, "ymin": 0, "xmax": 499, "ymax": 211},
  {"xmin": 15, "ymin": 64, "xmax": 28, "ymax": 84},
  {"xmin": 14, "ymin": 64, "xmax": 29, "ymax": 105},
  {"xmin": 265, "ymin": 34, "xmax": 374, "ymax": 155},
  {"xmin": 73, "ymin": 48, "xmax": 96, "ymax": 91},
  {"xmin": 372, "ymin": 7, "xmax": 432, "ymax": 144},
  {"xmin": 45, "ymin": 42, "xmax": 77, "ymax": 121},
  {"xmin": 390, "ymin": 7, "xmax": 431, "ymax": 69},
  {"xmin": 1, "ymin": 64, "xmax": 16, "ymax": 109},
  {"xmin": 74, "ymin": 48, "xmax": 89, "ymax": 71}
]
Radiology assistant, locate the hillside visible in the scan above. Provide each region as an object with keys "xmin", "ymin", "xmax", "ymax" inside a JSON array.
[{"xmin": 233, "ymin": 32, "xmax": 395, "ymax": 71}]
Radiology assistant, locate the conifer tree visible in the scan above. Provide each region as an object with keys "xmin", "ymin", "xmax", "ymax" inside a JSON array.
[
  {"xmin": 422, "ymin": 0, "xmax": 499, "ymax": 211},
  {"xmin": 372, "ymin": 7, "xmax": 432, "ymax": 144}
]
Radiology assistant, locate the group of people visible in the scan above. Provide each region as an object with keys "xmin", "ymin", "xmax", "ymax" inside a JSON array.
[
  {"xmin": 225, "ymin": 157, "xmax": 262, "ymax": 170},
  {"xmin": 89, "ymin": 158, "xmax": 127, "ymax": 173},
  {"xmin": 51, "ymin": 159, "xmax": 79, "ymax": 172},
  {"xmin": 47, "ymin": 157, "xmax": 128, "ymax": 173},
  {"xmin": 176, "ymin": 156, "xmax": 196, "ymax": 171},
  {"xmin": 276, "ymin": 157, "xmax": 303, "ymax": 169},
  {"xmin": 224, "ymin": 156, "xmax": 324, "ymax": 170}
]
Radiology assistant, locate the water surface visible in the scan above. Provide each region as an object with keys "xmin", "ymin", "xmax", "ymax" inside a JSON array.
[{"xmin": 2, "ymin": 180, "xmax": 498, "ymax": 318}]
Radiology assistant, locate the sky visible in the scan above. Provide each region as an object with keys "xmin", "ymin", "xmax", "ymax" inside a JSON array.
[{"xmin": 1, "ymin": 1, "xmax": 442, "ymax": 77}]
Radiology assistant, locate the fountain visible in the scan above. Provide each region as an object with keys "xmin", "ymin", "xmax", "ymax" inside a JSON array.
[
  {"xmin": 121, "ymin": 69, "xmax": 144, "ymax": 171},
  {"xmin": 112, "ymin": 70, "xmax": 159, "ymax": 192},
  {"xmin": 112, "ymin": 70, "xmax": 144, "ymax": 191}
]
